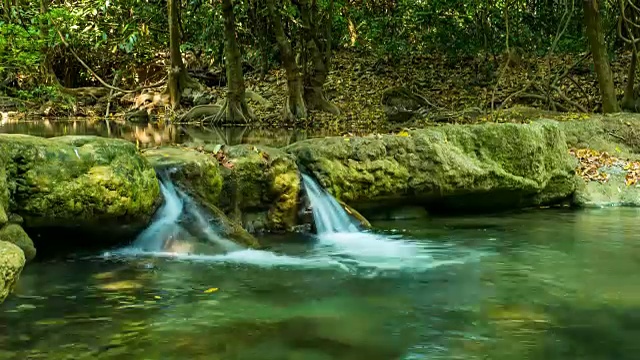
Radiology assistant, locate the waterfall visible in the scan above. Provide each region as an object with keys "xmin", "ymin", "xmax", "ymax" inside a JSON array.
[
  {"xmin": 178, "ymin": 188, "xmax": 242, "ymax": 252},
  {"xmin": 302, "ymin": 173, "xmax": 440, "ymax": 270},
  {"xmin": 133, "ymin": 173, "xmax": 185, "ymax": 251},
  {"xmin": 301, "ymin": 173, "xmax": 360, "ymax": 234},
  {"xmin": 131, "ymin": 172, "xmax": 238, "ymax": 253}
]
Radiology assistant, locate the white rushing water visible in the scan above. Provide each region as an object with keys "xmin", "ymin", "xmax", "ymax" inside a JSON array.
[
  {"xmin": 301, "ymin": 173, "xmax": 360, "ymax": 234},
  {"xmin": 178, "ymin": 188, "xmax": 242, "ymax": 252},
  {"xmin": 301, "ymin": 174, "xmax": 459, "ymax": 271},
  {"xmin": 132, "ymin": 175, "xmax": 184, "ymax": 252},
  {"xmin": 130, "ymin": 173, "xmax": 239, "ymax": 253},
  {"xmin": 106, "ymin": 173, "xmax": 474, "ymax": 274}
]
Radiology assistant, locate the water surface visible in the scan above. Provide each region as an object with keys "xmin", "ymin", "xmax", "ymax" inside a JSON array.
[
  {"xmin": 0, "ymin": 118, "xmax": 336, "ymax": 148},
  {"xmin": 2, "ymin": 208, "xmax": 640, "ymax": 359}
]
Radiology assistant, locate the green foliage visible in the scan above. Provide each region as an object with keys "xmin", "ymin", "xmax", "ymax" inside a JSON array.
[{"xmin": 0, "ymin": 0, "xmax": 625, "ymax": 96}]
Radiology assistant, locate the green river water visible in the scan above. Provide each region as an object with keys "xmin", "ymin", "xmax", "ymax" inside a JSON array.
[{"xmin": 1, "ymin": 208, "xmax": 640, "ymax": 360}]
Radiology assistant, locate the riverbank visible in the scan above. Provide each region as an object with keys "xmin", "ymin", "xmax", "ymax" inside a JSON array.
[{"xmin": 3, "ymin": 49, "xmax": 637, "ymax": 133}]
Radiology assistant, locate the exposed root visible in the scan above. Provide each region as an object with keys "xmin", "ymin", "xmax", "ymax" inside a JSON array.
[
  {"xmin": 283, "ymin": 93, "xmax": 308, "ymax": 121},
  {"xmin": 205, "ymin": 98, "xmax": 254, "ymax": 124},
  {"xmin": 178, "ymin": 104, "xmax": 223, "ymax": 122},
  {"xmin": 317, "ymin": 97, "xmax": 341, "ymax": 115},
  {"xmin": 305, "ymin": 88, "xmax": 340, "ymax": 115},
  {"xmin": 246, "ymin": 90, "xmax": 272, "ymax": 107}
]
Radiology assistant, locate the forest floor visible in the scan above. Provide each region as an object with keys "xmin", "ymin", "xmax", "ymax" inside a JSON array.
[{"xmin": 2, "ymin": 49, "xmax": 637, "ymax": 135}]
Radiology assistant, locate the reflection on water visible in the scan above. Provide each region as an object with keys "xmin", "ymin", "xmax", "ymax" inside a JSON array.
[
  {"xmin": 0, "ymin": 117, "xmax": 339, "ymax": 148},
  {"xmin": 2, "ymin": 209, "xmax": 640, "ymax": 359}
]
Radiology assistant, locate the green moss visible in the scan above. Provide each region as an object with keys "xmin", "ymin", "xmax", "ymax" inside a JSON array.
[
  {"xmin": 0, "ymin": 241, "xmax": 25, "ymax": 304},
  {"xmin": 574, "ymin": 174, "xmax": 640, "ymax": 207},
  {"xmin": 221, "ymin": 145, "xmax": 302, "ymax": 232},
  {"xmin": 0, "ymin": 134, "xmax": 160, "ymax": 228},
  {"xmin": 196, "ymin": 199, "xmax": 260, "ymax": 248},
  {"xmin": 0, "ymin": 224, "xmax": 35, "ymax": 262},
  {"xmin": 287, "ymin": 121, "xmax": 576, "ymax": 212},
  {"xmin": 143, "ymin": 147, "xmax": 224, "ymax": 206}
]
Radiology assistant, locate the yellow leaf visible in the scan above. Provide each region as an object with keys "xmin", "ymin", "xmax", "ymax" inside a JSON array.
[
  {"xmin": 397, "ymin": 130, "xmax": 410, "ymax": 137},
  {"xmin": 204, "ymin": 287, "xmax": 219, "ymax": 293},
  {"xmin": 154, "ymin": 296, "xmax": 162, "ymax": 300}
]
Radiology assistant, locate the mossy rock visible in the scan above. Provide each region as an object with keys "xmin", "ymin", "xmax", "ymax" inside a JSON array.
[
  {"xmin": 220, "ymin": 145, "xmax": 301, "ymax": 232},
  {"xmin": 0, "ymin": 224, "xmax": 35, "ymax": 262},
  {"xmin": 573, "ymin": 174, "xmax": 640, "ymax": 208},
  {"xmin": 142, "ymin": 146, "xmax": 260, "ymax": 247},
  {"xmin": 195, "ymin": 199, "xmax": 260, "ymax": 248},
  {"xmin": 0, "ymin": 241, "xmax": 25, "ymax": 304},
  {"xmin": 0, "ymin": 205, "xmax": 8, "ymax": 227},
  {"xmin": 143, "ymin": 146, "xmax": 223, "ymax": 206},
  {"xmin": 287, "ymin": 121, "xmax": 576, "ymax": 213},
  {"xmin": 0, "ymin": 134, "xmax": 160, "ymax": 236}
]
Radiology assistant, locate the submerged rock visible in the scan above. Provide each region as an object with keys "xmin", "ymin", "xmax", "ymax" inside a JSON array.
[
  {"xmin": 0, "ymin": 135, "xmax": 160, "ymax": 244},
  {"xmin": 0, "ymin": 224, "xmax": 35, "ymax": 262},
  {"xmin": 0, "ymin": 241, "xmax": 25, "ymax": 304},
  {"xmin": 573, "ymin": 174, "xmax": 640, "ymax": 208},
  {"xmin": 287, "ymin": 121, "xmax": 576, "ymax": 213}
]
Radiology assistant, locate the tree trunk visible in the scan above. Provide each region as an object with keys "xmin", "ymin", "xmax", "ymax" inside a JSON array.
[
  {"xmin": 583, "ymin": 0, "xmax": 619, "ymax": 113},
  {"xmin": 214, "ymin": 0, "xmax": 253, "ymax": 123},
  {"xmin": 167, "ymin": 0, "xmax": 198, "ymax": 109},
  {"xmin": 622, "ymin": 49, "xmax": 637, "ymax": 111},
  {"xmin": 267, "ymin": 0, "xmax": 307, "ymax": 120},
  {"xmin": 39, "ymin": 0, "xmax": 58, "ymax": 85},
  {"xmin": 296, "ymin": 0, "xmax": 340, "ymax": 115}
]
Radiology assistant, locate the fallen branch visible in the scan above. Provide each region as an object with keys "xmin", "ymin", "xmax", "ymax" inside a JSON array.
[
  {"xmin": 105, "ymin": 73, "xmax": 121, "ymax": 137},
  {"xmin": 608, "ymin": 131, "xmax": 628, "ymax": 142},
  {"xmin": 551, "ymin": 85, "xmax": 588, "ymax": 113},
  {"xmin": 518, "ymin": 93, "xmax": 570, "ymax": 112}
]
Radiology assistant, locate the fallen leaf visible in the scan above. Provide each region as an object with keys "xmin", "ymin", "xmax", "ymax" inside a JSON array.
[{"xmin": 204, "ymin": 288, "xmax": 219, "ymax": 293}]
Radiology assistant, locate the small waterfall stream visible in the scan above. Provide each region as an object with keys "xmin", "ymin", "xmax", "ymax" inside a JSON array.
[
  {"xmin": 109, "ymin": 172, "xmax": 462, "ymax": 273},
  {"xmin": 301, "ymin": 173, "xmax": 360, "ymax": 234},
  {"xmin": 133, "ymin": 174, "xmax": 185, "ymax": 252},
  {"xmin": 131, "ymin": 172, "xmax": 239, "ymax": 253},
  {"xmin": 302, "ymin": 173, "xmax": 442, "ymax": 270}
]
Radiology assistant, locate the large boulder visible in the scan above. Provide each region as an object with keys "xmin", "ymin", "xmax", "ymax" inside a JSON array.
[
  {"xmin": 142, "ymin": 146, "xmax": 260, "ymax": 246},
  {"xmin": 220, "ymin": 145, "xmax": 301, "ymax": 232},
  {"xmin": 144, "ymin": 145, "xmax": 302, "ymax": 232},
  {"xmin": 0, "ymin": 241, "xmax": 25, "ymax": 304},
  {"xmin": 0, "ymin": 135, "xmax": 160, "ymax": 244},
  {"xmin": 287, "ymin": 121, "xmax": 577, "ymax": 212},
  {"xmin": 0, "ymin": 224, "xmax": 35, "ymax": 262},
  {"xmin": 143, "ymin": 146, "xmax": 223, "ymax": 207}
]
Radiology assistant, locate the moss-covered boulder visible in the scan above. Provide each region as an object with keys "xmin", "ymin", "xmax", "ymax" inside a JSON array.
[
  {"xmin": 143, "ymin": 146, "xmax": 223, "ymax": 206},
  {"xmin": 0, "ymin": 135, "xmax": 160, "ymax": 241},
  {"xmin": 0, "ymin": 224, "xmax": 35, "ymax": 262},
  {"xmin": 142, "ymin": 146, "xmax": 261, "ymax": 246},
  {"xmin": 573, "ymin": 175, "xmax": 640, "ymax": 208},
  {"xmin": 220, "ymin": 145, "xmax": 301, "ymax": 232},
  {"xmin": 287, "ymin": 121, "xmax": 576, "ymax": 212},
  {"xmin": 0, "ymin": 241, "xmax": 25, "ymax": 304}
]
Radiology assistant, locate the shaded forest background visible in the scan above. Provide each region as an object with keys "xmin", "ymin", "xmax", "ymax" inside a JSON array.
[{"xmin": 1, "ymin": 0, "xmax": 639, "ymax": 130}]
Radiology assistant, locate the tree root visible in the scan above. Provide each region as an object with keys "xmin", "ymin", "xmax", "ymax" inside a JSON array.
[
  {"xmin": 178, "ymin": 104, "xmax": 223, "ymax": 122},
  {"xmin": 204, "ymin": 98, "xmax": 254, "ymax": 124},
  {"xmin": 246, "ymin": 90, "xmax": 273, "ymax": 107},
  {"xmin": 283, "ymin": 93, "xmax": 307, "ymax": 121}
]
